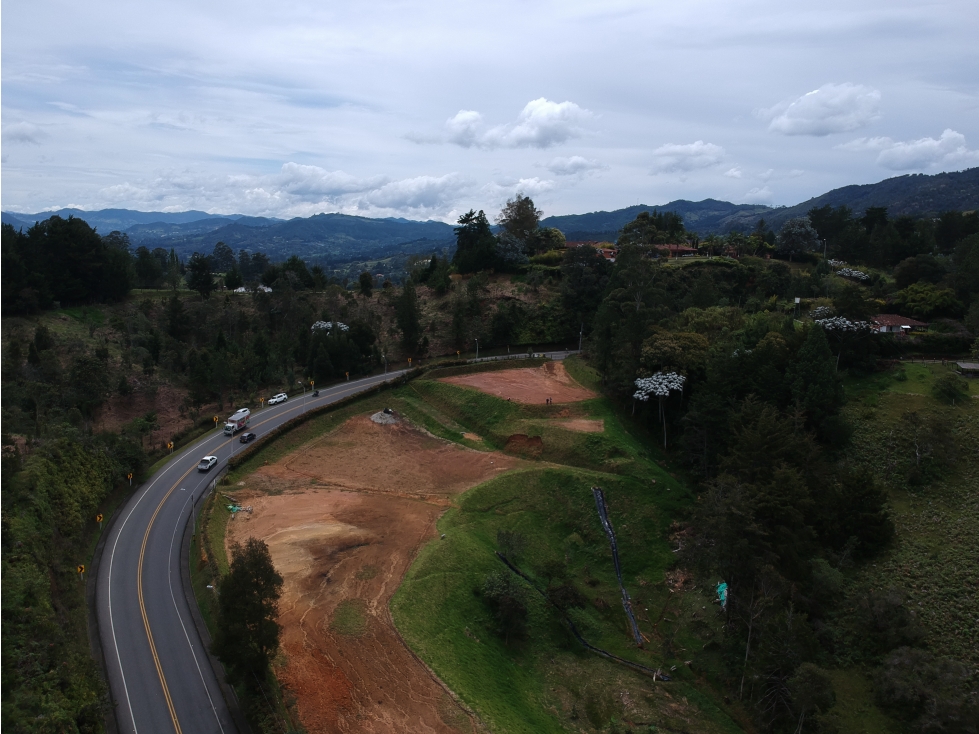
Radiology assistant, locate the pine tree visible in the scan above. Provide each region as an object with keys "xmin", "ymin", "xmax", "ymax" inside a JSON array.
[
  {"xmin": 396, "ymin": 279, "xmax": 422, "ymax": 353},
  {"xmin": 212, "ymin": 539, "xmax": 283, "ymax": 686},
  {"xmin": 786, "ymin": 325, "xmax": 844, "ymax": 432}
]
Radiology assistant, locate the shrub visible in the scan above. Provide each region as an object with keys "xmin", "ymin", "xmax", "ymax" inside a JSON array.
[
  {"xmin": 874, "ymin": 647, "xmax": 978, "ymax": 733},
  {"xmin": 932, "ymin": 374, "xmax": 970, "ymax": 404},
  {"xmin": 857, "ymin": 588, "xmax": 925, "ymax": 656},
  {"xmin": 482, "ymin": 570, "xmax": 529, "ymax": 643}
]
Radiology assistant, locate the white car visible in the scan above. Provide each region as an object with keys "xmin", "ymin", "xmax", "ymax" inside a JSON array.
[
  {"xmin": 268, "ymin": 393, "xmax": 288, "ymax": 405},
  {"xmin": 197, "ymin": 455, "xmax": 217, "ymax": 472}
]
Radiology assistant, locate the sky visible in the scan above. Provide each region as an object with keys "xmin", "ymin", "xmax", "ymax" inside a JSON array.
[{"xmin": 3, "ymin": 0, "xmax": 978, "ymax": 222}]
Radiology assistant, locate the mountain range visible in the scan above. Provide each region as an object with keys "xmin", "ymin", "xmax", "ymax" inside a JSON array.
[{"xmin": 4, "ymin": 167, "xmax": 977, "ymax": 263}]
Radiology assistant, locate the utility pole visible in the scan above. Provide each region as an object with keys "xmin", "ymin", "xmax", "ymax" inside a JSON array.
[
  {"xmin": 578, "ymin": 323, "xmax": 583, "ymax": 352},
  {"xmin": 475, "ymin": 338, "xmax": 479, "ymax": 360}
]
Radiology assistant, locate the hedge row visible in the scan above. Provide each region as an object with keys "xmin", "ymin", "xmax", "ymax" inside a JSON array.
[{"xmin": 879, "ymin": 333, "xmax": 975, "ymax": 357}]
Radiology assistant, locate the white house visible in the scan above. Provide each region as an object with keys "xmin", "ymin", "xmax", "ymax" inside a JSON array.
[{"xmin": 871, "ymin": 314, "xmax": 928, "ymax": 334}]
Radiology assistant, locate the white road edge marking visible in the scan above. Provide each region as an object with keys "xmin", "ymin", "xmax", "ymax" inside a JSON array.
[
  {"xmin": 168, "ymin": 491, "xmax": 226, "ymax": 734},
  {"xmin": 103, "ymin": 370, "xmax": 404, "ymax": 733}
]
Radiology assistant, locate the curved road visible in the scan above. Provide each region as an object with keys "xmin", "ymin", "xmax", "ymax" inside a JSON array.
[
  {"xmin": 96, "ymin": 370, "xmax": 407, "ymax": 734},
  {"xmin": 96, "ymin": 351, "xmax": 576, "ymax": 733}
]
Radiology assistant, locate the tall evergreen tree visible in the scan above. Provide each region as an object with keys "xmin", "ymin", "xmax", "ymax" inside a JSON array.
[
  {"xmin": 396, "ymin": 279, "xmax": 422, "ymax": 353},
  {"xmin": 212, "ymin": 539, "xmax": 283, "ymax": 685},
  {"xmin": 452, "ymin": 209, "xmax": 498, "ymax": 273},
  {"xmin": 186, "ymin": 252, "xmax": 215, "ymax": 299},
  {"xmin": 786, "ymin": 325, "xmax": 844, "ymax": 433}
]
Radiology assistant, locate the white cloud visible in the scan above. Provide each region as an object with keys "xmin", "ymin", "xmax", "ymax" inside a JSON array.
[
  {"xmin": 86, "ymin": 165, "xmax": 473, "ymax": 220},
  {"xmin": 650, "ymin": 141, "xmax": 725, "ymax": 174},
  {"xmin": 432, "ymin": 98, "xmax": 590, "ymax": 150},
  {"xmin": 545, "ymin": 155, "xmax": 606, "ymax": 176},
  {"xmin": 724, "ymin": 167, "xmax": 743, "ymax": 178},
  {"xmin": 444, "ymin": 110, "xmax": 483, "ymax": 147},
  {"xmin": 275, "ymin": 162, "xmax": 386, "ymax": 197},
  {"xmin": 836, "ymin": 136, "xmax": 894, "ymax": 152},
  {"xmin": 2, "ymin": 121, "xmax": 46, "ymax": 145},
  {"xmin": 742, "ymin": 186, "xmax": 774, "ymax": 204},
  {"xmin": 357, "ymin": 173, "xmax": 467, "ymax": 211},
  {"xmin": 838, "ymin": 129, "xmax": 979, "ymax": 171},
  {"xmin": 876, "ymin": 129, "xmax": 979, "ymax": 170},
  {"xmin": 760, "ymin": 83, "xmax": 881, "ymax": 136}
]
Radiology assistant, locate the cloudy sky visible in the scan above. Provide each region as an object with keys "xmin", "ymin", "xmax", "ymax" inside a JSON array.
[{"xmin": 3, "ymin": 0, "xmax": 978, "ymax": 221}]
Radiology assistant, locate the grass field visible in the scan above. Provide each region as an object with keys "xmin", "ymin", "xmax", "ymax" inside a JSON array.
[
  {"xmin": 198, "ymin": 354, "xmax": 978, "ymax": 732},
  {"xmin": 826, "ymin": 363, "xmax": 979, "ymax": 733},
  {"xmin": 384, "ymin": 369, "xmax": 745, "ymax": 733},
  {"xmin": 391, "ymin": 468, "xmax": 743, "ymax": 733},
  {"xmin": 206, "ymin": 360, "xmax": 746, "ymax": 732}
]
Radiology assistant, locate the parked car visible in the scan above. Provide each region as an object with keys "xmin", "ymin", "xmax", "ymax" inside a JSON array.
[
  {"xmin": 197, "ymin": 455, "xmax": 217, "ymax": 472},
  {"xmin": 268, "ymin": 393, "xmax": 288, "ymax": 405},
  {"xmin": 239, "ymin": 432, "xmax": 257, "ymax": 444}
]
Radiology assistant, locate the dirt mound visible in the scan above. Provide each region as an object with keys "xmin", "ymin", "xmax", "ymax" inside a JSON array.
[
  {"xmin": 227, "ymin": 415, "xmax": 523, "ymax": 732},
  {"xmin": 504, "ymin": 434, "xmax": 543, "ymax": 458},
  {"xmin": 370, "ymin": 410, "xmax": 397, "ymax": 425},
  {"xmin": 439, "ymin": 361, "xmax": 595, "ymax": 404}
]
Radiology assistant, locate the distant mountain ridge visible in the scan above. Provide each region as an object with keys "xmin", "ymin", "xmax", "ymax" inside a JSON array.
[
  {"xmin": 2, "ymin": 207, "xmax": 251, "ymax": 232},
  {"xmin": 757, "ymin": 168, "xmax": 979, "ymax": 230},
  {"xmin": 4, "ymin": 167, "xmax": 976, "ymax": 261},
  {"xmin": 541, "ymin": 168, "xmax": 979, "ymax": 239},
  {"xmin": 541, "ymin": 199, "xmax": 773, "ymax": 238}
]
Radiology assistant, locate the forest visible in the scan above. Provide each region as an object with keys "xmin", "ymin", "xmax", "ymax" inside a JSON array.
[{"xmin": 2, "ymin": 195, "xmax": 978, "ymax": 733}]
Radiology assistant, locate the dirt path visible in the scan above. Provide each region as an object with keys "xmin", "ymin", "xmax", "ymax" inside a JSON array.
[
  {"xmin": 439, "ymin": 361, "xmax": 596, "ymax": 404},
  {"xmin": 226, "ymin": 415, "xmax": 524, "ymax": 733}
]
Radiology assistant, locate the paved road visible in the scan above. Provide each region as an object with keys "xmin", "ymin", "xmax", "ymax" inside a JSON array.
[
  {"xmin": 96, "ymin": 370, "xmax": 407, "ymax": 734},
  {"xmin": 95, "ymin": 351, "xmax": 576, "ymax": 734}
]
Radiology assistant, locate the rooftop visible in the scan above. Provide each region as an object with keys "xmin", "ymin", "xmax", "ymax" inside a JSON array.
[{"xmin": 871, "ymin": 314, "xmax": 929, "ymax": 327}]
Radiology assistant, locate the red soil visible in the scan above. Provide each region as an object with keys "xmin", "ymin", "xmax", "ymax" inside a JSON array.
[
  {"xmin": 439, "ymin": 361, "xmax": 595, "ymax": 405},
  {"xmin": 226, "ymin": 415, "xmax": 524, "ymax": 733},
  {"xmin": 503, "ymin": 434, "xmax": 544, "ymax": 458}
]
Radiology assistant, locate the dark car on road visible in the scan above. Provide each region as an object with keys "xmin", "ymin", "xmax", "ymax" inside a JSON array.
[{"xmin": 239, "ymin": 432, "xmax": 257, "ymax": 444}]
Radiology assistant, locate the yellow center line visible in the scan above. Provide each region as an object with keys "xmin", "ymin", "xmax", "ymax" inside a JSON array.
[{"xmin": 135, "ymin": 375, "xmax": 396, "ymax": 731}]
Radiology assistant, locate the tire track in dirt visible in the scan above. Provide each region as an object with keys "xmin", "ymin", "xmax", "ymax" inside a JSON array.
[{"xmin": 225, "ymin": 415, "xmax": 525, "ymax": 733}]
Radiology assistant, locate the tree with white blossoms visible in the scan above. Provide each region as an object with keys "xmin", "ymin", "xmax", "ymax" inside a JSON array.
[
  {"xmin": 310, "ymin": 320, "xmax": 349, "ymax": 333},
  {"xmin": 836, "ymin": 268, "xmax": 869, "ymax": 281},
  {"xmin": 815, "ymin": 317, "xmax": 874, "ymax": 370},
  {"xmin": 634, "ymin": 371, "xmax": 686, "ymax": 448}
]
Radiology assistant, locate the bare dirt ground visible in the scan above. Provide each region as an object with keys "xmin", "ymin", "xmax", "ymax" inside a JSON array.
[
  {"xmin": 226, "ymin": 415, "xmax": 524, "ymax": 733},
  {"xmin": 555, "ymin": 418, "xmax": 604, "ymax": 433},
  {"xmin": 438, "ymin": 361, "xmax": 596, "ymax": 404}
]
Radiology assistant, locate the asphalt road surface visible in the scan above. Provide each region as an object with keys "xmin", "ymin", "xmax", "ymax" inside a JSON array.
[{"xmin": 95, "ymin": 351, "xmax": 575, "ymax": 733}]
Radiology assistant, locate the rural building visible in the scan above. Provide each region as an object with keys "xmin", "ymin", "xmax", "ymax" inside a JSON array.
[
  {"xmin": 565, "ymin": 241, "xmax": 618, "ymax": 262},
  {"xmin": 870, "ymin": 314, "xmax": 929, "ymax": 334},
  {"xmin": 656, "ymin": 244, "xmax": 699, "ymax": 258}
]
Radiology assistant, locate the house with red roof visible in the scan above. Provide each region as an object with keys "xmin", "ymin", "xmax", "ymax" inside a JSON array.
[
  {"xmin": 871, "ymin": 314, "xmax": 929, "ymax": 334},
  {"xmin": 655, "ymin": 244, "xmax": 699, "ymax": 258}
]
